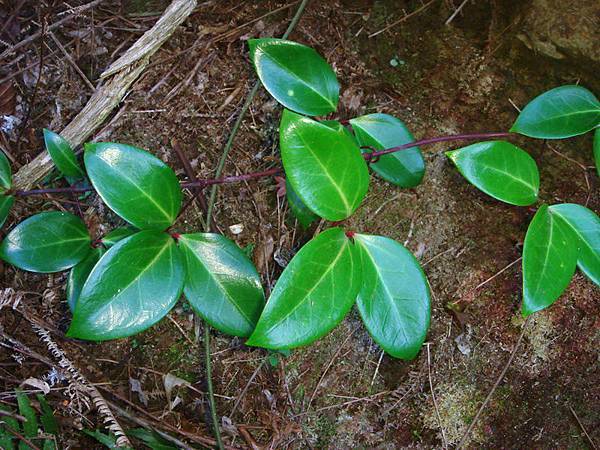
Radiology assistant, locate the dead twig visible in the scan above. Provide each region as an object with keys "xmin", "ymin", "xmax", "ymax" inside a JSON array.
[
  {"xmin": 230, "ymin": 357, "xmax": 267, "ymax": 418},
  {"xmin": 369, "ymin": 0, "xmax": 438, "ymax": 38},
  {"xmin": 106, "ymin": 401, "xmax": 195, "ymax": 450},
  {"xmin": 12, "ymin": 0, "xmax": 198, "ymax": 190},
  {"xmin": 426, "ymin": 343, "xmax": 448, "ymax": 449},
  {"xmin": 171, "ymin": 138, "xmax": 212, "ymax": 230},
  {"xmin": 100, "ymin": 0, "xmax": 197, "ymax": 78},
  {"xmin": 48, "ymin": 31, "xmax": 95, "ymax": 92},
  {"xmin": 0, "ymin": 0, "xmax": 106, "ymax": 59},
  {"xmin": 445, "ymin": 0, "xmax": 470, "ymax": 25},
  {"xmin": 306, "ymin": 327, "xmax": 357, "ymax": 412},
  {"xmin": 370, "ymin": 350, "xmax": 385, "ymax": 388},
  {"xmin": 569, "ymin": 405, "xmax": 598, "ymax": 450},
  {"xmin": 457, "ymin": 317, "xmax": 530, "ymax": 448},
  {"xmin": 97, "ymin": 385, "xmax": 226, "ymax": 448},
  {"xmin": 2, "ymin": 424, "xmax": 41, "ymax": 450},
  {"xmin": 0, "ymin": 409, "xmax": 27, "ymax": 422}
]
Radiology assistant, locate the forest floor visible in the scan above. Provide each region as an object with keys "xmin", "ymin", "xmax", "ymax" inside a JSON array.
[{"xmin": 0, "ymin": 0, "xmax": 598, "ymax": 448}]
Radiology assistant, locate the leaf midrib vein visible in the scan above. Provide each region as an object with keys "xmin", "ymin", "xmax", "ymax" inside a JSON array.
[
  {"xmin": 97, "ymin": 239, "xmax": 171, "ymax": 304},
  {"xmin": 294, "ymin": 127, "xmax": 351, "ymax": 215},
  {"xmin": 184, "ymin": 241, "xmax": 254, "ymax": 327},
  {"xmin": 263, "ymin": 239, "xmax": 348, "ymax": 336},
  {"xmin": 359, "ymin": 240, "xmax": 411, "ymax": 345},
  {"xmin": 260, "ymin": 50, "xmax": 335, "ymax": 109},
  {"xmin": 95, "ymin": 155, "xmax": 173, "ymax": 224},
  {"xmin": 476, "ymin": 161, "xmax": 537, "ymax": 192}
]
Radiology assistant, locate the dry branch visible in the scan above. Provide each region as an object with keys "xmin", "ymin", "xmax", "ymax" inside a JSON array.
[
  {"xmin": 0, "ymin": 0, "xmax": 107, "ymax": 60},
  {"xmin": 12, "ymin": 0, "xmax": 198, "ymax": 190},
  {"xmin": 101, "ymin": 0, "xmax": 197, "ymax": 78}
]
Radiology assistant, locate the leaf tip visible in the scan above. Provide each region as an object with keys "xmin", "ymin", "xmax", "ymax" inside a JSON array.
[
  {"xmin": 445, "ymin": 150, "xmax": 457, "ymax": 161},
  {"xmin": 83, "ymin": 142, "xmax": 93, "ymax": 152},
  {"xmin": 521, "ymin": 306, "xmax": 534, "ymax": 318},
  {"xmin": 65, "ymin": 326, "xmax": 78, "ymax": 339}
]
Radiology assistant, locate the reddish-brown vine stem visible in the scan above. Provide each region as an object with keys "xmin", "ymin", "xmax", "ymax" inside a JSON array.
[{"xmin": 12, "ymin": 131, "xmax": 514, "ymax": 197}]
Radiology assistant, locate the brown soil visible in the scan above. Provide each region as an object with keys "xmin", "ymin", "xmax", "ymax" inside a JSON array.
[{"xmin": 1, "ymin": 1, "xmax": 598, "ymax": 449}]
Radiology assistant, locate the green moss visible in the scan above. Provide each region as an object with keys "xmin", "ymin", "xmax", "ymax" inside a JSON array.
[{"xmin": 422, "ymin": 380, "xmax": 484, "ymax": 446}]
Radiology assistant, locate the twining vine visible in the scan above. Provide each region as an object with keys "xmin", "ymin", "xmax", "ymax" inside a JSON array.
[{"xmin": 0, "ymin": 34, "xmax": 598, "ymax": 448}]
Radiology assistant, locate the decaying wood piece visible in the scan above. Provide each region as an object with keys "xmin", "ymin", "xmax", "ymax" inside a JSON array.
[
  {"xmin": 12, "ymin": 0, "xmax": 198, "ymax": 190},
  {"xmin": 101, "ymin": 0, "xmax": 197, "ymax": 79}
]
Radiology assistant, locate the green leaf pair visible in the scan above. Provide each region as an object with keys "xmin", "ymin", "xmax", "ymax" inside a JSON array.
[
  {"xmin": 281, "ymin": 111, "xmax": 426, "ymax": 223},
  {"xmin": 67, "ymin": 231, "xmax": 264, "ymax": 341},
  {"xmin": 46, "ymin": 137, "xmax": 183, "ymax": 231},
  {"xmin": 522, "ymin": 204, "xmax": 600, "ymax": 316},
  {"xmin": 250, "ymin": 39, "xmax": 426, "ymax": 224},
  {"xmin": 247, "ymin": 228, "xmax": 430, "ymax": 360}
]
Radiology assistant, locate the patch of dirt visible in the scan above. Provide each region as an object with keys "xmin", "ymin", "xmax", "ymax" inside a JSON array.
[{"xmin": 1, "ymin": 0, "xmax": 598, "ymax": 448}]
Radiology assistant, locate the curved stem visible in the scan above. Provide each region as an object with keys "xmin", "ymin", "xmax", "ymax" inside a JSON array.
[
  {"xmin": 200, "ymin": 2, "xmax": 310, "ymax": 449},
  {"xmin": 366, "ymin": 131, "xmax": 514, "ymax": 159},
  {"xmin": 204, "ymin": 325, "xmax": 224, "ymax": 450},
  {"xmin": 12, "ymin": 131, "xmax": 514, "ymax": 197},
  {"xmin": 184, "ymin": 166, "xmax": 282, "ymax": 189},
  {"xmin": 205, "ymin": 0, "xmax": 310, "ymax": 228}
]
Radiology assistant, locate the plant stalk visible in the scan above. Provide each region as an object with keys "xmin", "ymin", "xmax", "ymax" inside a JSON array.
[
  {"xmin": 200, "ymin": 2, "xmax": 310, "ymax": 449},
  {"xmin": 12, "ymin": 131, "xmax": 515, "ymax": 198},
  {"xmin": 203, "ymin": 324, "xmax": 224, "ymax": 450}
]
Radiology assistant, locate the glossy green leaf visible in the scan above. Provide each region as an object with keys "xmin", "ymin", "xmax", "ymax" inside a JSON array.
[
  {"xmin": 84, "ymin": 143, "xmax": 182, "ymax": 230},
  {"xmin": 66, "ymin": 247, "xmax": 104, "ymax": 313},
  {"xmin": 280, "ymin": 110, "xmax": 369, "ymax": 221},
  {"xmin": 179, "ymin": 233, "xmax": 265, "ymax": 337},
  {"xmin": 510, "ymin": 85, "xmax": 600, "ymax": 139},
  {"xmin": 249, "ymin": 38, "xmax": 339, "ymax": 116},
  {"xmin": 286, "ymin": 179, "xmax": 317, "ymax": 228},
  {"xmin": 447, "ymin": 141, "xmax": 539, "ymax": 206},
  {"xmin": 101, "ymin": 226, "xmax": 138, "ymax": 247},
  {"xmin": 0, "ymin": 194, "xmax": 14, "ymax": 228},
  {"xmin": 68, "ymin": 231, "xmax": 184, "ymax": 341},
  {"xmin": 82, "ymin": 429, "xmax": 118, "ymax": 448},
  {"xmin": 36, "ymin": 395, "xmax": 58, "ymax": 436},
  {"xmin": 0, "ymin": 150, "xmax": 10, "ymax": 192},
  {"xmin": 594, "ymin": 128, "xmax": 600, "ymax": 177},
  {"xmin": 127, "ymin": 428, "xmax": 177, "ymax": 450},
  {"xmin": 320, "ymin": 120, "xmax": 356, "ymax": 140},
  {"xmin": 355, "ymin": 234, "xmax": 430, "ymax": 360},
  {"xmin": 549, "ymin": 203, "xmax": 600, "ymax": 287},
  {"xmin": 43, "ymin": 129, "xmax": 84, "ymax": 178},
  {"xmin": 350, "ymin": 114, "xmax": 425, "ymax": 187},
  {"xmin": 247, "ymin": 227, "xmax": 360, "ymax": 349},
  {"xmin": 0, "ymin": 404, "xmax": 19, "ymax": 450},
  {"xmin": 0, "ymin": 211, "xmax": 91, "ymax": 273},
  {"xmin": 522, "ymin": 205, "xmax": 577, "ymax": 316},
  {"xmin": 16, "ymin": 391, "xmax": 38, "ymax": 440}
]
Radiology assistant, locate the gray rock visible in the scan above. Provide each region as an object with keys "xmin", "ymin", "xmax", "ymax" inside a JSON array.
[{"xmin": 517, "ymin": 0, "xmax": 600, "ymax": 63}]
